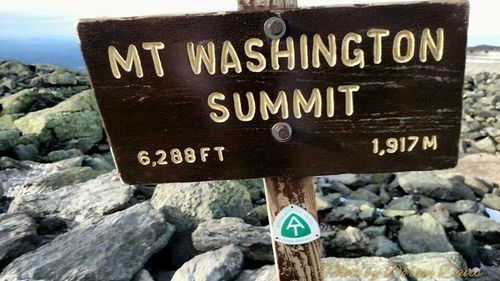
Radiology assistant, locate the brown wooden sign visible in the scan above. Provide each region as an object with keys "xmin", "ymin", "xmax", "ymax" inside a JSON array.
[{"xmin": 78, "ymin": 0, "xmax": 469, "ymax": 184}]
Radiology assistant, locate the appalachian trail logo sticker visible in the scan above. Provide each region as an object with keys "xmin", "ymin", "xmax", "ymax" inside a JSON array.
[{"xmin": 272, "ymin": 204, "xmax": 320, "ymax": 245}]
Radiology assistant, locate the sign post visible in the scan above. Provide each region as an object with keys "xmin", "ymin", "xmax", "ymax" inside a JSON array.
[
  {"xmin": 238, "ymin": 2, "xmax": 323, "ymax": 279},
  {"xmin": 77, "ymin": 0, "xmax": 469, "ymax": 280}
]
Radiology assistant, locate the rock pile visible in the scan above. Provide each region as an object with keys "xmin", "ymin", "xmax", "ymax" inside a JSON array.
[
  {"xmin": 462, "ymin": 73, "xmax": 500, "ymax": 154},
  {"xmin": 0, "ymin": 60, "xmax": 499, "ymax": 280}
]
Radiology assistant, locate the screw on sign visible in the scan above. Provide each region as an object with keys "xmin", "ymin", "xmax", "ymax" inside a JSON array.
[{"xmin": 77, "ymin": 0, "xmax": 469, "ymax": 279}]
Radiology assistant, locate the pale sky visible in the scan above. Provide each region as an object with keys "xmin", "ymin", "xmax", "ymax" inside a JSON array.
[{"xmin": 1, "ymin": 0, "xmax": 499, "ymax": 45}]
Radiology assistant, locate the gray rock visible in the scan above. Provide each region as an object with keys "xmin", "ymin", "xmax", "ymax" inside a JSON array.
[
  {"xmin": 0, "ymin": 156, "xmax": 29, "ymax": 170},
  {"xmin": 448, "ymin": 231, "xmax": 481, "ymax": 268},
  {"xmin": 0, "ymin": 128, "xmax": 20, "ymax": 153},
  {"xmin": 398, "ymin": 213, "xmax": 454, "ymax": 253},
  {"xmin": 13, "ymin": 90, "xmax": 102, "ymax": 153},
  {"xmin": 0, "ymin": 202, "xmax": 174, "ymax": 281},
  {"xmin": 237, "ymin": 256, "xmax": 407, "ymax": 281},
  {"xmin": 369, "ymin": 236, "xmax": 402, "ymax": 257},
  {"xmin": 441, "ymin": 200, "xmax": 484, "ymax": 215},
  {"xmin": 390, "ymin": 252, "xmax": 467, "ymax": 281},
  {"xmin": 47, "ymin": 148, "xmax": 83, "ymax": 162},
  {"xmin": 0, "ymin": 88, "xmax": 64, "ymax": 116},
  {"xmin": 472, "ymin": 137, "xmax": 496, "ymax": 153},
  {"xmin": 349, "ymin": 188, "xmax": 381, "ymax": 207},
  {"xmin": 398, "ymin": 171, "xmax": 476, "ymax": 201},
  {"xmin": 427, "ymin": 203, "xmax": 459, "ymax": 229},
  {"xmin": 8, "ymin": 171, "xmax": 135, "ymax": 227},
  {"xmin": 324, "ymin": 174, "xmax": 371, "ymax": 188},
  {"xmin": 362, "ymin": 225, "xmax": 387, "ymax": 239},
  {"xmin": 0, "ymin": 213, "xmax": 38, "ymax": 268},
  {"xmin": 482, "ymin": 193, "xmax": 500, "ymax": 210},
  {"xmin": 42, "ymin": 71, "xmax": 78, "ymax": 86},
  {"xmin": 322, "ymin": 227, "xmax": 372, "ymax": 257},
  {"xmin": 133, "ymin": 269, "xmax": 155, "ymax": 281},
  {"xmin": 151, "ymin": 180, "xmax": 253, "ymax": 233},
  {"xmin": 192, "ymin": 217, "xmax": 272, "ymax": 262},
  {"xmin": 12, "ymin": 144, "xmax": 40, "ymax": 161},
  {"xmin": 386, "ymin": 195, "xmax": 418, "ymax": 212},
  {"xmin": 171, "ymin": 245, "xmax": 244, "ymax": 281},
  {"xmin": 324, "ymin": 180, "xmax": 353, "ymax": 196},
  {"xmin": 324, "ymin": 204, "xmax": 359, "ymax": 223},
  {"xmin": 316, "ymin": 192, "xmax": 342, "ymax": 211},
  {"xmin": 458, "ymin": 213, "xmax": 500, "ymax": 242}
]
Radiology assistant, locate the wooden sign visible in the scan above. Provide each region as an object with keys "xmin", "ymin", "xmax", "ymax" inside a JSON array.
[{"xmin": 78, "ymin": 0, "xmax": 468, "ymax": 184}]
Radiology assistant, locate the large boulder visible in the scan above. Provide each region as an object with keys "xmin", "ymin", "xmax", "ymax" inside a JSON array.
[
  {"xmin": 398, "ymin": 213, "xmax": 454, "ymax": 253},
  {"xmin": 398, "ymin": 172, "xmax": 476, "ymax": 201},
  {"xmin": 236, "ymin": 252, "xmax": 467, "ymax": 281},
  {"xmin": 0, "ymin": 88, "xmax": 64, "ymax": 116},
  {"xmin": 13, "ymin": 90, "xmax": 102, "ymax": 153},
  {"xmin": 151, "ymin": 180, "xmax": 253, "ymax": 233},
  {"xmin": 192, "ymin": 217, "xmax": 272, "ymax": 262},
  {"xmin": 8, "ymin": 172, "xmax": 135, "ymax": 227},
  {"xmin": 171, "ymin": 245, "xmax": 244, "ymax": 281},
  {"xmin": 0, "ymin": 213, "xmax": 38, "ymax": 269},
  {"xmin": 0, "ymin": 202, "xmax": 174, "ymax": 281}
]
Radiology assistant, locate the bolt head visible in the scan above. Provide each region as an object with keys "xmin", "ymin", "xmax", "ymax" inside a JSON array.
[
  {"xmin": 264, "ymin": 17, "xmax": 286, "ymax": 39},
  {"xmin": 272, "ymin": 122, "xmax": 292, "ymax": 142}
]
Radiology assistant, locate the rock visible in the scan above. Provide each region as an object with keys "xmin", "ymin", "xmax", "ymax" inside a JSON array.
[
  {"xmin": 398, "ymin": 171, "xmax": 476, "ymax": 201},
  {"xmin": 322, "ymin": 227, "xmax": 372, "ymax": 257},
  {"xmin": 82, "ymin": 154, "xmax": 115, "ymax": 172},
  {"xmin": 441, "ymin": 200, "xmax": 484, "ymax": 215},
  {"xmin": 465, "ymin": 176, "xmax": 492, "ymax": 196},
  {"xmin": 235, "ymin": 265, "xmax": 276, "ymax": 281},
  {"xmin": 151, "ymin": 180, "xmax": 253, "ymax": 233},
  {"xmin": 8, "ymin": 171, "xmax": 135, "ymax": 227},
  {"xmin": 171, "ymin": 245, "xmax": 244, "ymax": 281},
  {"xmin": 362, "ymin": 225, "xmax": 387, "ymax": 239},
  {"xmin": 458, "ymin": 213, "xmax": 500, "ymax": 242},
  {"xmin": 448, "ymin": 231, "xmax": 481, "ymax": 268},
  {"xmin": 252, "ymin": 205, "xmax": 268, "ymax": 223},
  {"xmin": 12, "ymin": 144, "xmax": 40, "ymax": 161},
  {"xmin": 47, "ymin": 148, "xmax": 83, "ymax": 162},
  {"xmin": 13, "ymin": 90, "xmax": 102, "ymax": 153},
  {"xmin": 398, "ymin": 213, "xmax": 454, "ymax": 253},
  {"xmin": 369, "ymin": 236, "xmax": 402, "ymax": 257},
  {"xmin": 192, "ymin": 217, "xmax": 272, "ymax": 262},
  {"xmin": 482, "ymin": 193, "xmax": 500, "ymax": 210},
  {"xmin": 0, "ymin": 88, "xmax": 65, "ymax": 115},
  {"xmin": 0, "ymin": 128, "xmax": 20, "ymax": 153},
  {"xmin": 324, "ymin": 180, "xmax": 353, "ymax": 196},
  {"xmin": 316, "ymin": 192, "xmax": 342, "ymax": 211},
  {"xmin": 133, "ymin": 269, "xmax": 155, "ymax": 281},
  {"xmin": 380, "ymin": 209, "xmax": 417, "ymax": 218},
  {"xmin": 358, "ymin": 204, "xmax": 377, "ymax": 222},
  {"xmin": 42, "ymin": 71, "xmax": 78, "ymax": 86},
  {"xmin": 238, "ymin": 256, "xmax": 406, "ymax": 281},
  {"xmin": 324, "ymin": 204, "xmax": 359, "ymax": 223},
  {"xmin": 0, "ymin": 156, "xmax": 29, "ymax": 170},
  {"xmin": 0, "ymin": 202, "xmax": 174, "ymax": 281},
  {"xmin": 427, "ymin": 203, "xmax": 459, "ymax": 229},
  {"xmin": 472, "ymin": 137, "xmax": 496, "ymax": 153},
  {"xmin": 0, "ymin": 213, "xmax": 38, "ymax": 268},
  {"xmin": 390, "ymin": 252, "xmax": 467, "ymax": 281},
  {"xmin": 19, "ymin": 166, "xmax": 105, "ymax": 194},
  {"xmin": 324, "ymin": 174, "xmax": 371, "ymax": 188},
  {"xmin": 349, "ymin": 188, "xmax": 381, "ymax": 207},
  {"xmin": 151, "ymin": 180, "xmax": 253, "ymax": 265},
  {"xmin": 386, "ymin": 195, "xmax": 418, "ymax": 212}
]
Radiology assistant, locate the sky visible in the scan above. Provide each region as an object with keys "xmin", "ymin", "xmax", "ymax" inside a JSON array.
[{"xmin": 0, "ymin": 0, "xmax": 499, "ymax": 46}]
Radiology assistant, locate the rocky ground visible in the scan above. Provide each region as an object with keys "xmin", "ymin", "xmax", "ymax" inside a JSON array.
[{"xmin": 0, "ymin": 59, "xmax": 499, "ymax": 281}]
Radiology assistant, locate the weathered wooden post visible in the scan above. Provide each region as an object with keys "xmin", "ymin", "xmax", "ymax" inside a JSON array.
[
  {"xmin": 238, "ymin": 2, "xmax": 323, "ymax": 280},
  {"xmin": 77, "ymin": 1, "xmax": 469, "ymax": 280}
]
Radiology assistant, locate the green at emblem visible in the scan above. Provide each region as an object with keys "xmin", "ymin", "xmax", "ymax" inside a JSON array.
[{"xmin": 272, "ymin": 204, "xmax": 320, "ymax": 245}]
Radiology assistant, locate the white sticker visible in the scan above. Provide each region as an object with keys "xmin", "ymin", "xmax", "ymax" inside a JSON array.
[{"xmin": 271, "ymin": 204, "xmax": 321, "ymax": 245}]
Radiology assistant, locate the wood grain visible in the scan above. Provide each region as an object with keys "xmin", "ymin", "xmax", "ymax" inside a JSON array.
[
  {"xmin": 78, "ymin": 1, "xmax": 468, "ymax": 184},
  {"xmin": 264, "ymin": 176, "xmax": 323, "ymax": 281}
]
